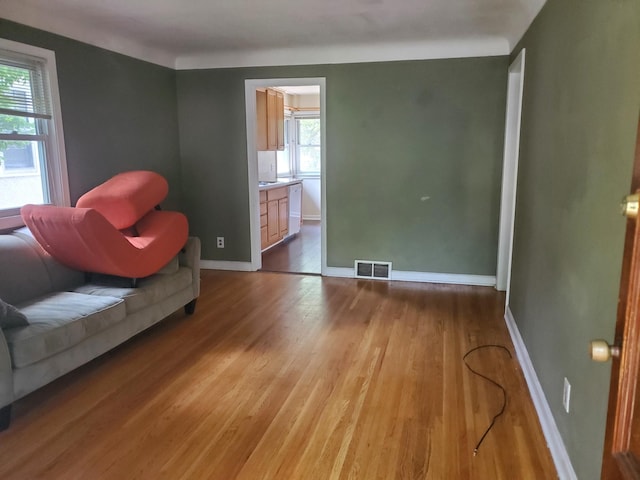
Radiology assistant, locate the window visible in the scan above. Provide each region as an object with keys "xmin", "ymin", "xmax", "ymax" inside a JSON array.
[
  {"xmin": 0, "ymin": 39, "xmax": 69, "ymax": 230},
  {"xmin": 295, "ymin": 115, "xmax": 320, "ymax": 176},
  {"xmin": 276, "ymin": 116, "xmax": 291, "ymax": 176},
  {"xmin": 274, "ymin": 111, "xmax": 321, "ymax": 178}
]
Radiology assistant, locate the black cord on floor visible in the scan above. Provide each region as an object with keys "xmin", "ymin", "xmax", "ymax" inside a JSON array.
[{"xmin": 463, "ymin": 344, "xmax": 512, "ymax": 456}]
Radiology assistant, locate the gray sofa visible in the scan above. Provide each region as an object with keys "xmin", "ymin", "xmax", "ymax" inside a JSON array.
[{"xmin": 0, "ymin": 228, "xmax": 200, "ymax": 429}]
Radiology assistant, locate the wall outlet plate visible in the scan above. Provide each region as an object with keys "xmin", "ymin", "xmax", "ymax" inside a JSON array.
[{"xmin": 216, "ymin": 237, "xmax": 224, "ymax": 248}]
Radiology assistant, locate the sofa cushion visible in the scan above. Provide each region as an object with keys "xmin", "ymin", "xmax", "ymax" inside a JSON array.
[
  {"xmin": 74, "ymin": 267, "xmax": 192, "ymax": 314},
  {"xmin": 0, "ymin": 298, "xmax": 28, "ymax": 329},
  {"xmin": 0, "ymin": 234, "xmax": 54, "ymax": 306},
  {"xmin": 0, "ymin": 230, "xmax": 84, "ymax": 306},
  {"xmin": 5, "ymin": 292, "xmax": 126, "ymax": 368},
  {"xmin": 14, "ymin": 229, "xmax": 85, "ymax": 292},
  {"xmin": 156, "ymin": 255, "xmax": 179, "ymax": 275}
]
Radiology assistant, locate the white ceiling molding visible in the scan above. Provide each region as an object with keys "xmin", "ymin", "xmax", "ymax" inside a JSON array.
[
  {"xmin": 0, "ymin": 0, "xmax": 547, "ymax": 70},
  {"xmin": 1, "ymin": 2, "xmax": 176, "ymax": 68},
  {"xmin": 175, "ymin": 37, "xmax": 510, "ymax": 70}
]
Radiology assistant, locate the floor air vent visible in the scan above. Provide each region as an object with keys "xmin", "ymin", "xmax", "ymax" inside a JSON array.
[{"xmin": 355, "ymin": 260, "xmax": 392, "ymax": 280}]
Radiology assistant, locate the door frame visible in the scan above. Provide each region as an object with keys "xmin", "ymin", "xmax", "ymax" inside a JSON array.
[
  {"xmin": 244, "ymin": 77, "xmax": 327, "ymax": 273},
  {"xmin": 497, "ymin": 49, "xmax": 526, "ymax": 304}
]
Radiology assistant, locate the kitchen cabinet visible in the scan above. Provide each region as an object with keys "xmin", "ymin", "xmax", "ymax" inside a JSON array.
[
  {"xmin": 267, "ymin": 199, "xmax": 280, "ymax": 244},
  {"xmin": 256, "ymin": 90, "xmax": 268, "ymax": 151},
  {"xmin": 276, "ymin": 91, "xmax": 285, "ymax": 150},
  {"xmin": 260, "ymin": 225, "xmax": 268, "ymax": 250},
  {"xmin": 256, "ymin": 88, "xmax": 284, "ymax": 151},
  {"xmin": 267, "ymin": 186, "xmax": 287, "ymax": 246},
  {"xmin": 260, "ymin": 191, "xmax": 268, "ymax": 249},
  {"xmin": 278, "ymin": 197, "xmax": 289, "ymax": 238},
  {"xmin": 259, "ymin": 182, "xmax": 301, "ymax": 251},
  {"xmin": 267, "ymin": 89, "xmax": 278, "ymax": 150}
]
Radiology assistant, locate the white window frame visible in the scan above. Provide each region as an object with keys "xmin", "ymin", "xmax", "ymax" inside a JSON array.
[
  {"xmin": 292, "ymin": 111, "xmax": 321, "ymax": 178},
  {"xmin": 276, "ymin": 113, "xmax": 292, "ymax": 176},
  {"xmin": 0, "ymin": 38, "xmax": 69, "ymax": 231}
]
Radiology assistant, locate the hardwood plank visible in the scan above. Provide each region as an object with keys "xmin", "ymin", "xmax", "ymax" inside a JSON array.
[
  {"xmin": 262, "ymin": 220, "xmax": 321, "ymax": 274},
  {"xmin": 0, "ymin": 271, "xmax": 557, "ymax": 479}
]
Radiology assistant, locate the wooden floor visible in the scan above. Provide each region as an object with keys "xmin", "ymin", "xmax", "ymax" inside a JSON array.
[
  {"xmin": 262, "ymin": 220, "xmax": 321, "ymax": 274},
  {"xmin": 0, "ymin": 271, "xmax": 557, "ymax": 479}
]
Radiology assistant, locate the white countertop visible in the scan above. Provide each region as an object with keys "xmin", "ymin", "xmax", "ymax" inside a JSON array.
[{"xmin": 258, "ymin": 178, "xmax": 302, "ymax": 191}]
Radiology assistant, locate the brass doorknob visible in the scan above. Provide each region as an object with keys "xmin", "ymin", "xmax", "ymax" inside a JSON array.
[
  {"xmin": 590, "ymin": 339, "xmax": 621, "ymax": 362},
  {"xmin": 621, "ymin": 193, "xmax": 640, "ymax": 218}
]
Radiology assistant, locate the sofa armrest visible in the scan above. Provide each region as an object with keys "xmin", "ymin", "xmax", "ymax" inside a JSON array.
[
  {"xmin": 179, "ymin": 236, "xmax": 201, "ymax": 299},
  {"xmin": 0, "ymin": 329, "xmax": 13, "ymax": 409}
]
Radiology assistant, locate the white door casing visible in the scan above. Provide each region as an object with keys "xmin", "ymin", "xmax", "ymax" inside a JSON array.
[
  {"xmin": 244, "ymin": 78, "xmax": 327, "ymax": 274},
  {"xmin": 496, "ymin": 49, "xmax": 526, "ymax": 307}
]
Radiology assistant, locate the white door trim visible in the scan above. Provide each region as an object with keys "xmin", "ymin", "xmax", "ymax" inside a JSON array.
[
  {"xmin": 496, "ymin": 49, "xmax": 526, "ymax": 306},
  {"xmin": 244, "ymin": 78, "xmax": 327, "ymax": 274}
]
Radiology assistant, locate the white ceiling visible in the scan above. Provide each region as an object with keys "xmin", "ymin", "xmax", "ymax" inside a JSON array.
[
  {"xmin": 0, "ymin": 0, "xmax": 547, "ymax": 69},
  {"xmin": 281, "ymin": 86, "xmax": 320, "ymax": 96}
]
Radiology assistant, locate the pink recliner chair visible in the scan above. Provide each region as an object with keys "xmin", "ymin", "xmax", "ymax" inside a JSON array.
[{"xmin": 21, "ymin": 171, "xmax": 189, "ymax": 284}]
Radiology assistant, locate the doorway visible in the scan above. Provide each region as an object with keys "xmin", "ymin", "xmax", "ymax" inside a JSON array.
[
  {"xmin": 496, "ymin": 49, "xmax": 526, "ymax": 307},
  {"xmin": 244, "ymin": 78, "xmax": 327, "ymax": 275}
]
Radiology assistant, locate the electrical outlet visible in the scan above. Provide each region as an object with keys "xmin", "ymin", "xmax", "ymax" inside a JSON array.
[
  {"xmin": 563, "ymin": 377, "xmax": 571, "ymax": 413},
  {"xmin": 216, "ymin": 237, "xmax": 224, "ymax": 248}
]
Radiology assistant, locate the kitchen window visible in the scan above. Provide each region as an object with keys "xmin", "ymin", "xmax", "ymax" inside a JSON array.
[
  {"xmin": 295, "ymin": 115, "xmax": 320, "ymax": 176},
  {"xmin": 276, "ymin": 116, "xmax": 291, "ymax": 176},
  {"xmin": 276, "ymin": 112, "xmax": 321, "ymax": 178},
  {"xmin": 0, "ymin": 39, "xmax": 69, "ymax": 230}
]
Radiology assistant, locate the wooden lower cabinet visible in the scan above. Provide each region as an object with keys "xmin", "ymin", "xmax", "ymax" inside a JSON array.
[
  {"xmin": 260, "ymin": 185, "xmax": 293, "ymax": 251},
  {"xmin": 278, "ymin": 197, "xmax": 288, "ymax": 238},
  {"xmin": 260, "ymin": 201, "xmax": 268, "ymax": 249},
  {"xmin": 267, "ymin": 199, "xmax": 280, "ymax": 244},
  {"xmin": 260, "ymin": 191, "xmax": 269, "ymax": 249}
]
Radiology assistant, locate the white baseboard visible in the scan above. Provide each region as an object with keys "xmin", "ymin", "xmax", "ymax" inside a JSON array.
[
  {"xmin": 323, "ymin": 267, "xmax": 355, "ymax": 278},
  {"xmin": 303, "ymin": 215, "xmax": 321, "ymax": 221},
  {"xmin": 323, "ymin": 267, "xmax": 496, "ymax": 286},
  {"xmin": 504, "ymin": 307, "xmax": 577, "ymax": 480},
  {"xmin": 200, "ymin": 260, "xmax": 254, "ymax": 271},
  {"xmin": 393, "ymin": 270, "xmax": 495, "ymax": 286},
  {"xmin": 202, "ymin": 262, "xmax": 496, "ymax": 287}
]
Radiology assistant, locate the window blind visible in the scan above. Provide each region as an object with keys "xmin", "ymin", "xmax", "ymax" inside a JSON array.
[{"xmin": 0, "ymin": 51, "xmax": 51, "ymax": 120}]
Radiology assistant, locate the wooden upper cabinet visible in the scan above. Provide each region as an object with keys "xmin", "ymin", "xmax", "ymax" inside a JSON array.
[
  {"xmin": 256, "ymin": 88, "xmax": 284, "ymax": 152},
  {"xmin": 266, "ymin": 89, "xmax": 277, "ymax": 150},
  {"xmin": 256, "ymin": 89, "xmax": 268, "ymax": 151},
  {"xmin": 276, "ymin": 91, "xmax": 285, "ymax": 150}
]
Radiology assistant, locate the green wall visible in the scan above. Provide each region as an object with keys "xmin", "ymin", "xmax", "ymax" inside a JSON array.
[
  {"xmin": 509, "ymin": 0, "xmax": 640, "ymax": 478},
  {"xmin": 0, "ymin": 19, "xmax": 182, "ymax": 209},
  {"xmin": 1, "ymin": 18, "xmax": 508, "ymax": 275},
  {"xmin": 177, "ymin": 58, "xmax": 508, "ymax": 266}
]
